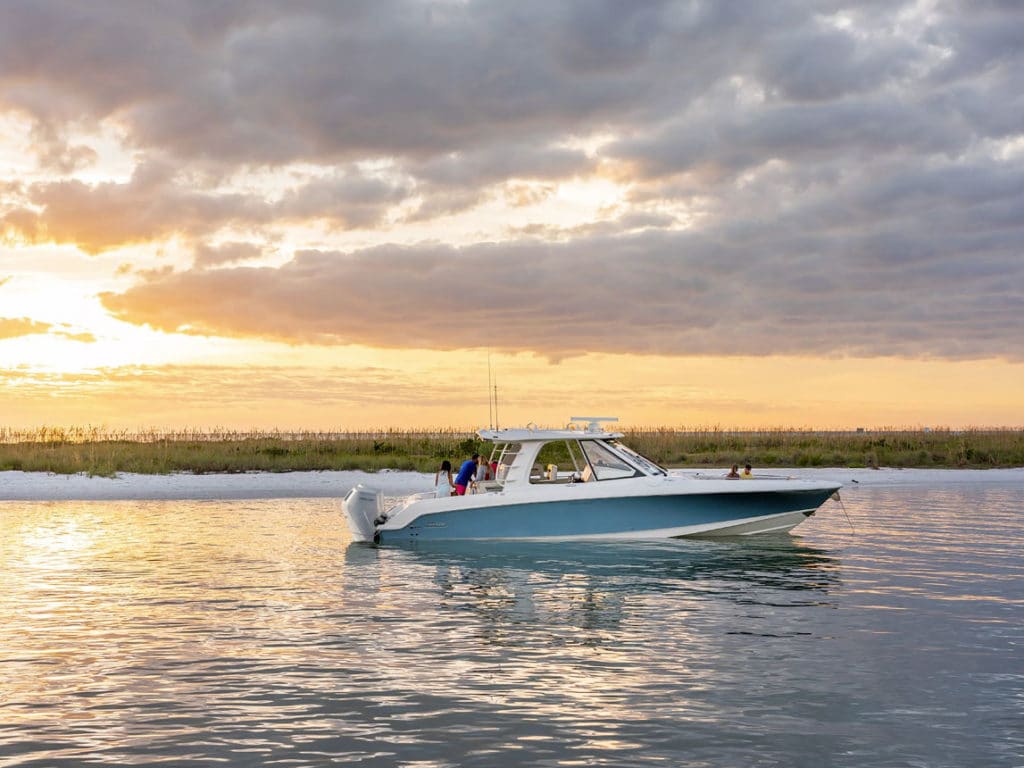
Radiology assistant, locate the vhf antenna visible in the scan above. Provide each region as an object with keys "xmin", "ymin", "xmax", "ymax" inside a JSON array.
[{"xmin": 487, "ymin": 350, "xmax": 494, "ymax": 430}]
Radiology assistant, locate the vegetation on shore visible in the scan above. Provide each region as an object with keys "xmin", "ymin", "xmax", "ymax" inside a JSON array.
[{"xmin": 1, "ymin": 426, "xmax": 1022, "ymax": 477}]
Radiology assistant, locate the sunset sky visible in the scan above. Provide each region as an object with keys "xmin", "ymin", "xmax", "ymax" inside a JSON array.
[{"xmin": 1, "ymin": 0, "xmax": 1022, "ymax": 431}]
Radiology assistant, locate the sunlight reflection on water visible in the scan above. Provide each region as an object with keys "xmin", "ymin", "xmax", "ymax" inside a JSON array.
[{"xmin": 1, "ymin": 485, "xmax": 1021, "ymax": 767}]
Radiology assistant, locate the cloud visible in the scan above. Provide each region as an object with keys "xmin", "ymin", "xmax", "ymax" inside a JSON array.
[
  {"xmin": 0, "ymin": 317, "xmax": 51, "ymax": 339},
  {"xmin": 53, "ymin": 324, "xmax": 97, "ymax": 343},
  {"xmin": 0, "ymin": 317, "xmax": 97, "ymax": 342},
  {"xmin": 1, "ymin": 2, "xmax": 1018, "ymax": 174},
  {"xmin": 101, "ymin": 222, "xmax": 1024, "ymax": 361},
  {"xmin": 276, "ymin": 171, "xmax": 413, "ymax": 227},
  {"xmin": 2, "ymin": 162, "xmax": 414, "ymax": 252},
  {"xmin": 2, "ymin": 0, "xmax": 1023, "ymax": 362},
  {"xmin": 0, "ymin": 1, "xmax": 674, "ymax": 168},
  {"xmin": 2, "ymin": 160, "xmax": 268, "ymax": 253},
  {"xmin": 193, "ymin": 242, "xmax": 266, "ymax": 269}
]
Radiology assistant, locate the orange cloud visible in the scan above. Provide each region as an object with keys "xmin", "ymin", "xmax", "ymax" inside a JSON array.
[
  {"xmin": 0, "ymin": 317, "xmax": 96, "ymax": 343},
  {"xmin": 2, "ymin": 161, "xmax": 267, "ymax": 253},
  {"xmin": 54, "ymin": 329, "xmax": 97, "ymax": 343},
  {"xmin": 0, "ymin": 317, "xmax": 51, "ymax": 339},
  {"xmin": 2, "ymin": 161, "xmax": 414, "ymax": 254}
]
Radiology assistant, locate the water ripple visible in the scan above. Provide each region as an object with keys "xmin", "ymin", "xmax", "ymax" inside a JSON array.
[{"xmin": 1, "ymin": 485, "xmax": 1022, "ymax": 766}]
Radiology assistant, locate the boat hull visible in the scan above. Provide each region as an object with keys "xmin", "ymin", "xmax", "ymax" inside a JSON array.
[{"xmin": 376, "ymin": 488, "xmax": 836, "ymax": 542}]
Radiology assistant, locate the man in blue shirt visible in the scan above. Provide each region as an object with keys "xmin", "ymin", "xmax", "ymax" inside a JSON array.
[{"xmin": 454, "ymin": 454, "xmax": 480, "ymax": 496}]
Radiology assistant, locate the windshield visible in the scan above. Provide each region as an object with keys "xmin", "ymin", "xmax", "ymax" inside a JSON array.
[
  {"xmin": 611, "ymin": 441, "xmax": 667, "ymax": 476},
  {"xmin": 579, "ymin": 440, "xmax": 640, "ymax": 481}
]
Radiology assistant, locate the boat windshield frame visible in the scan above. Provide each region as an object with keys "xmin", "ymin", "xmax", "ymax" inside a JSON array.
[
  {"xmin": 577, "ymin": 439, "xmax": 643, "ymax": 481},
  {"xmin": 608, "ymin": 439, "xmax": 668, "ymax": 476}
]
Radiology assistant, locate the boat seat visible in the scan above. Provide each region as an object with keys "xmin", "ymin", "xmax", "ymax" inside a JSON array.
[{"xmin": 580, "ymin": 465, "xmax": 594, "ymax": 483}]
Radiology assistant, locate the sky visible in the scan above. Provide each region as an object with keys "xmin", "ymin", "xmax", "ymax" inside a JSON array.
[{"xmin": 1, "ymin": 0, "xmax": 1022, "ymax": 431}]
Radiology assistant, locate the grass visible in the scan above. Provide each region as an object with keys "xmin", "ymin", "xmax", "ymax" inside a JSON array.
[
  {"xmin": 1, "ymin": 426, "xmax": 1022, "ymax": 477},
  {"xmin": 622, "ymin": 427, "xmax": 1024, "ymax": 471},
  {"xmin": 0, "ymin": 427, "xmax": 481, "ymax": 476}
]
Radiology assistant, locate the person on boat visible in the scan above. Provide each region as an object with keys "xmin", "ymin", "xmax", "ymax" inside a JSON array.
[
  {"xmin": 434, "ymin": 460, "xmax": 456, "ymax": 497},
  {"xmin": 454, "ymin": 454, "xmax": 480, "ymax": 495},
  {"xmin": 726, "ymin": 464, "xmax": 741, "ymax": 478},
  {"xmin": 475, "ymin": 457, "xmax": 494, "ymax": 483},
  {"xmin": 742, "ymin": 463, "xmax": 753, "ymax": 478}
]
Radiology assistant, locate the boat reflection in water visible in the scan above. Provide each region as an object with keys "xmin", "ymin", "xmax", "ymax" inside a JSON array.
[{"xmin": 343, "ymin": 537, "xmax": 841, "ymax": 638}]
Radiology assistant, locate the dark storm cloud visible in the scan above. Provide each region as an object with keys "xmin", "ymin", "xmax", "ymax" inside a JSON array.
[{"xmin": 2, "ymin": 0, "xmax": 1023, "ymax": 360}]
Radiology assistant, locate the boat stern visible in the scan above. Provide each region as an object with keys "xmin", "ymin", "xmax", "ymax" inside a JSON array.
[{"xmin": 342, "ymin": 484, "xmax": 385, "ymax": 543}]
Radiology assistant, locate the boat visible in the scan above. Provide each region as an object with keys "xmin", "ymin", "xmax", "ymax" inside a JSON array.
[{"xmin": 342, "ymin": 418, "xmax": 841, "ymax": 544}]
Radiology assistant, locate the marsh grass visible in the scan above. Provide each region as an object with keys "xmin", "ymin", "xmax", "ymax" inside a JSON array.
[
  {"xmin": 623, "ymin": 427, "xmax": 1024, "ymax": 470},
  {"xmin": 0, "ymin": 427, "xmax": 480, "ymax": 476},
  {"xmin": 1, "ymin": 425, "xmax": 1021, "ymax": 476}
]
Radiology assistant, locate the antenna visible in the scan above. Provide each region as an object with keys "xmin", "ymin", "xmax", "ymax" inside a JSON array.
[
  {"xmin": 487, "ymin": 350, "xmax": 494, "ymax": 429},
  {"xmin": 494, "ymin": 380, "xmax": 499, "ymax": 430}
]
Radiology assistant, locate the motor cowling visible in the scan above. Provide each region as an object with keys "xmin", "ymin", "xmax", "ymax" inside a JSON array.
[{"xmin": 342, "ymin": 484, "xmax": 385, "ymax": 543}]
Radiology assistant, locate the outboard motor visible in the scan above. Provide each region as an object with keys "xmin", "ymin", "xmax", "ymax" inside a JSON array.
[{"xmin": 342, "ymin": 484, "xmax": 385, "ymax": 543}]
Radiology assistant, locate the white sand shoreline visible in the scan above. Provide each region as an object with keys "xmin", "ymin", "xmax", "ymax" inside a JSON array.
[{"xmin": 1, "ymin": 467, "xmax": 1022, "ymax": 501}]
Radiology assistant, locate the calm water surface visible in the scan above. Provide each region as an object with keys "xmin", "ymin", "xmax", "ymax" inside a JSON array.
[{"xmin": 1, "ymin": 483, "xmax": 1021, "ymax": 767}]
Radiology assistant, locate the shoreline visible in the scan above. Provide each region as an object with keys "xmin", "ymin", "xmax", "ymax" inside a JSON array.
[{"xmin": 2, "ymin": 467, "xmax": 1023, "ymax": 502}]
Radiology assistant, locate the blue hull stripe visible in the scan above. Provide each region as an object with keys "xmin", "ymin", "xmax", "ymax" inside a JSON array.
[{"xmin": 378, "ymin": 489, "xmax": 835, "ymax": 542}]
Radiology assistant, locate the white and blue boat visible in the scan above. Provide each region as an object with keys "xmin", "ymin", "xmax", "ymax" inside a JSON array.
[{"xmin": 342, "ymin": 418, "xmax": 840, "ymax": 544}]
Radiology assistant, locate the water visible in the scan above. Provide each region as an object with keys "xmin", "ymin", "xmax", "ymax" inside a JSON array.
[{"xmin": 1, "ymin": 483, "xmax": 1021, "ymax": 767}]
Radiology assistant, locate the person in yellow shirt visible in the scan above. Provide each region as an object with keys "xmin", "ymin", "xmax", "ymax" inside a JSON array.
[{"xmin": 741, "ymin": 463, "xmax": 753, "ymax": 478}]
